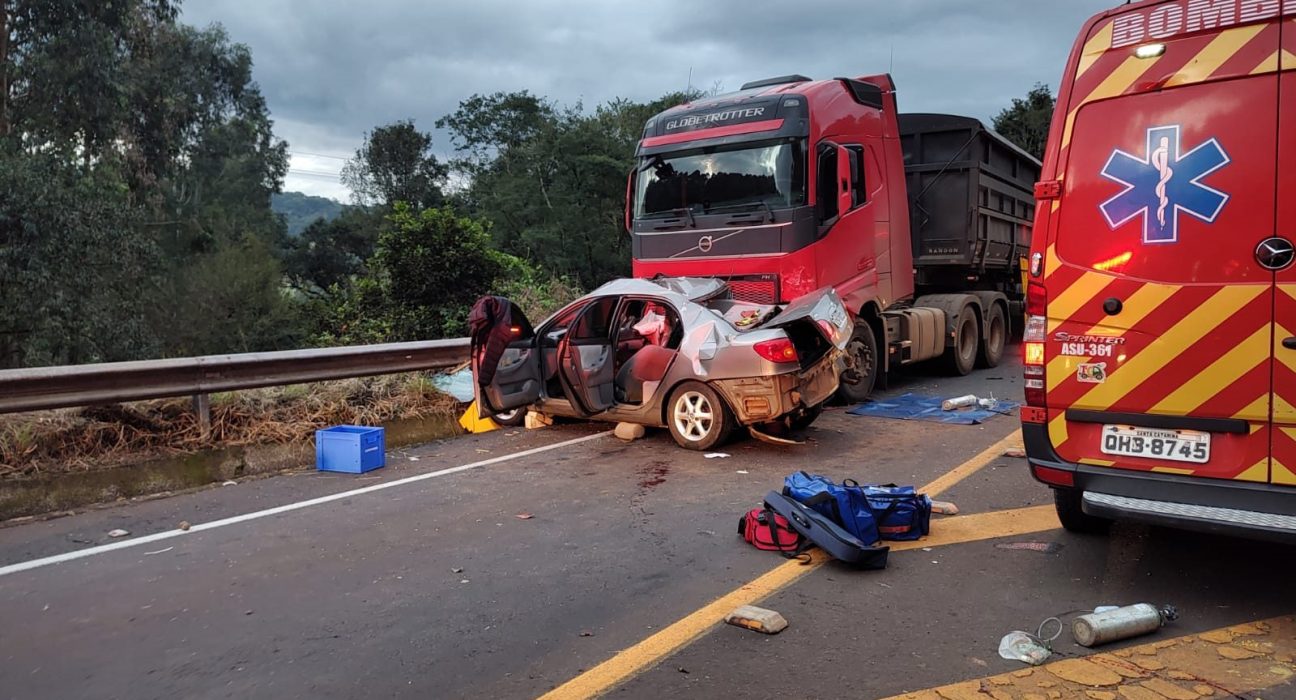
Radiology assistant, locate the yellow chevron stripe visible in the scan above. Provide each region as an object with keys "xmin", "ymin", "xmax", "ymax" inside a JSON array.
[
  {"xmin": 1048, "ymin": 271, "xmax": 1112, "ymax": 325},
  {"xmin": 1233, "ymin": 396, "xmax": 1271, "ymax": 422},
  {"xmin": 1062, "ymin": 55, "xmax": 1158, "ymax": 149},
  {"xmin": 1151, "ymin": 466, "xmax": 1194, "ymax": 475},
  {"xmin": 1253, "ymin": 51, "xmax": 1280, "ymax": 74},
  {"xmin": 1045, "ymin": 282, "xmax": 1178, "ymax": 392},
  {"xmin": 1279, "ymin": 284, "xmax": 1296, "ymax": 302},
  {"xmin": 1080, "ymin": 458, "xmax": 1116, "ymax": 467},
  {"xmin": 1275, "ymin": 394, "xmax": 1296, "ymax": 422},
  {"xmin": 1150, "ymin": 325, "xmax": 1272, "ymax": 416},
  {"xmin": 1235, "ymin": 459, "xmax": 1271, "ymax": 483},
  {"xmin": 1275, "ymin": 324, "xmax": 1296, "ymax": 374},
  {"xmin": 1164, "ymin": 24, "xmax": 1268, "ymax": 88},
  {"xmin": 1048, "ymin": 413, "xmax": 1069, "ymax": 449},
  {"xmin": 1073, "ymin": 285, "xmax": 1267, "ymax": 411},
  {"xmin": 1283, "ymin": 49, "xmax": 1296, "ymax": 70},
  {"xmin": 1076, "ymin": 21, "xmax": 1115, "ymax": 78}
]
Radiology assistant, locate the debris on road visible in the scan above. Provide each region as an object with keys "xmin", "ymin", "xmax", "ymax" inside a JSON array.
[
  {"xmin": 143, "ymin": 547, "xmax": 174, "ymax": 556},
  {"xmin": 614, "ymin": 422, "xmax": 646, "ymax": 441},
  {"xmin": 107, "ymin": 529, "xmax": 130, "ymax": 538},
  {"xmin": 525, "ymin": 411, "xmax": 552, "ymax": 430},
  {"xmin": 930, "ymin": 500, "xmax": 959, "ymax": 515},
  {"xmin": 579, "ymin": 630, "xmax": 595, "ymax": 637},
  {"xmin": 515, "ymin": 513, "xmax": 534, "ymax": 520},
  {"xmin": 1072, "ymin": 604, "xmax": 1178, "ymax": 648},
  {"xmin": 998, "ymin": 630, "xmax": 1051, "ymax": 666},
  {"xmin": 735, "ymin": 470, "xmax": 749, "ymax": 474},
  {"xmin": 704, "ymin": 452, "xmax": 730, "ymax": 459},
  {"xmin": 749, "ymin": 427, "xmax": 803, "ymax": 445},
  {"xmin": 995, "ymin": 541, "xmax": 1062, "ymax": 554},
  {"xmin": 942, "ymin": 394, "xmax": 980, "ymax": 411},
  {"xmin": 178, "ymin": 521, "xmax": 190, "ymax": 531},
  {"xmin": 222, "ymin": 480, "xmax": 238, "ymax": 486},
  {"xmin": 725, "ymin": 604, "xmax": 788, "ymax": 634},
  {"xmin": 1003, "ymin": 447, "xmax": 1027, "ymax": 458},
  {"xmin": 408, "ymin": 456, "xmax": 420, "ymax": 462},
  {"xmin": 451, "ymin": 567, "xmax": 463, "ymax": 574}
]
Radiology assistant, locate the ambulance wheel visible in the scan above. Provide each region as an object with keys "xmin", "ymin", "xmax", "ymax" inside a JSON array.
[
  {"xmin": 492, "ymin": 408, "xmax": 525, "ymax": 427},
  {"xmin": 976, "ymin": 304, "xmax": 1007, "ymax": 369},
  {"xmin": 944, "ymin": 305, "xmax": 978, "ymax": 376},
  {"xmin": 1053, "ymin": 488, "xmax": 1112, "ymax": 535},
  {"xmin": 836, "ymin": 323, "xmax": 878, "ymax": 404},
  {"xmin": 667, "ymin": 382, "xmax": 733, "ymax": 451}
]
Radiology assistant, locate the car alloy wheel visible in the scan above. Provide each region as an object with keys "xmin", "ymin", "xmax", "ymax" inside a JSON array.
[{"xmin": 672, "ymin": 390, "xmax": 715, "ymax": 442}]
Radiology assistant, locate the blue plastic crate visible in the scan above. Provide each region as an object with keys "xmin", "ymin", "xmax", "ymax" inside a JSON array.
[{"xmin": 315, "ymin": 425, "xmax": 385, "ymax": 474}]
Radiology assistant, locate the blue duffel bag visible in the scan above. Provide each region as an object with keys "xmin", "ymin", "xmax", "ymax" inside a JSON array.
[
  {"xmin": 858, "ymin": 483, "xmax": 932, "ymax": 541},
  {"xmin": 782, "ymin": 472, "xmax": 881, "ymax": 545},
  {"xmin": 783, "ymin": 472, "xmax": 931, "ymax": 543}
]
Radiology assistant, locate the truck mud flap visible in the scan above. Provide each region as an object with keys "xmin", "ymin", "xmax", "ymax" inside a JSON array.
[{"xmin": 763, "ymin": 491, "xmax": 889, "ymax": 569}]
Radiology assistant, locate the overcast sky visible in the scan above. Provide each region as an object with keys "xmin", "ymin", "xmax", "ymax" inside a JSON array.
[{"xmin": 181, "ymin": 0, "xmax": 1117, "ymax": 201}]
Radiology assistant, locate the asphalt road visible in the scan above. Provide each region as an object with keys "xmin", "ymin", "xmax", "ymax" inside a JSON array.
[{"xmin": 2, "ymin": 353, "xmax": 1294, "ymax": 700}]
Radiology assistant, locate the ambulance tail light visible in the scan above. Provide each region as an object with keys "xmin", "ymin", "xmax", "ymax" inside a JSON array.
[
  {"xmin": 1024, "ymin": 314, "xmax": 1047, "ymax": 407},
  {"xmin": 1027, "ymin": 280, "xmax": 1047, "ymax": 316},
  {"xmin": 1031, "ymin": 464, "xmax": 1075, "ymax": 488}
]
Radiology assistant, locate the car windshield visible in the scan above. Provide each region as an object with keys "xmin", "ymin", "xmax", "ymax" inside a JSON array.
[{"xmin": 635, "ymin": 139, "xmax": 806, "ymax": 218}]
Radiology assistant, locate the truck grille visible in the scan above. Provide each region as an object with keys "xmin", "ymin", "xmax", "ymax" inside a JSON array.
[{"xmin": 725, "ymin": 275, "xmax": 779, "ymax": 304}]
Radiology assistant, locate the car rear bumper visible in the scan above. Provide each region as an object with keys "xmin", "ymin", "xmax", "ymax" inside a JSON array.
[
  {"xmin": 1023, "ymin": 420, "xmax": 1296, "ymax": 542},
  {"xmin": 713, "ymin": 350, "xmax": 841, "ymax": 425}
]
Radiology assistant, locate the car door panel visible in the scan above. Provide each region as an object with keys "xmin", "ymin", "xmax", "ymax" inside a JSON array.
[
  {"xmin": 481, "ymin": 342, "xmax": 541, "ymax": 413},
  {"xmin": 558, "ymin": 298, "xmax": 618, "ymax": 415}
]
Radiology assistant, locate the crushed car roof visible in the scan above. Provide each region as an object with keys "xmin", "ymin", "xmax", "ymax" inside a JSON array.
[{"xmin": 589, "ymin": 277, "xmax": 727, "ymax": 304}]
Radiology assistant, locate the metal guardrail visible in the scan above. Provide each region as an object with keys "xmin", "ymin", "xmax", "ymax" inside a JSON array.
[{"xmin": 0, "ymin": 339, "xmax": 471, "ymax": 416}]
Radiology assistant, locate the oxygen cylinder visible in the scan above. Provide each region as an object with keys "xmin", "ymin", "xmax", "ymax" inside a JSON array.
[
  {"xmin": 941, "ymin": 395, "xmax": 979, "ymax": 411},
  {"xmin": 1071, "ymin": 604, "xmax": 1178, "ymax": 648}
]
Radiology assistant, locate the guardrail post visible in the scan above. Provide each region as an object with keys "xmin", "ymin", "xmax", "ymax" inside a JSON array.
[{"xmin": 192, "ymin": 393, "xmax": 211, "ymax": 436}]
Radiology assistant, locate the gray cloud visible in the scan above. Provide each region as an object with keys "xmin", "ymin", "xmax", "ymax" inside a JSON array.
[{"xmin": 181, "ymin": 0, "xmax": 1116, "ymax": 199}]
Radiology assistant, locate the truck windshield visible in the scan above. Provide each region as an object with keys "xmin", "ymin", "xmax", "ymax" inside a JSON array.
[{"xmin": 635, "ymin": 139, "xmax": 806, "ymax": 218}]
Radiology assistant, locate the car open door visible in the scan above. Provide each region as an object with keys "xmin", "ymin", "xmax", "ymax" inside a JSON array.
[
  {"xmin": 558, "ymin": 296, "xmax": 618, "ymax": 415},
  {"xmin": 472, "ymin": 300, "xmax": 541, "ymax": 416}
]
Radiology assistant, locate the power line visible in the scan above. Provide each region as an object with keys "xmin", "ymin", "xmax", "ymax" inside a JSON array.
[
  {"xmin": 287, "ymin": 169, "xmax": 343, "ymax": 180},
  {"xmin": 289, "ymin": 151, "xmax": 350, "ymax": 161}
]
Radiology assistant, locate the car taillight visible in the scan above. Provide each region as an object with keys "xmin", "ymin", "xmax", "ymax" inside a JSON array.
[
  {"xmin": 754, "ymin": 338, "xmax": 799, "ymax": 363},
  {"xmin": 817, "ymin": 319, "xmax": 836, "ymax": 342},
  {"xmin": 1031, "ymin": 464, "xmax": 1075, "ymax": 488},
  {"xmin": 1024, "ymin": 314, "xmax": 1046, "ymax": 407}
]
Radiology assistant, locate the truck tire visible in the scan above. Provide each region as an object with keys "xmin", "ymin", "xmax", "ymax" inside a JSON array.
[
  {"xmin": 786, "ymin": 402, "xmax": 824, "ymax": 431},
  {"xmin": 667, "ymin": 381, "xmax": 734, "ymax": 451},
  {"xmin": 976, "ymin": 303, "xmax": 1007, "ymax": 369},
  {"xmin": 1054, "ymin": 487, "xmax": 1112, "ymax": 535},
  {"xmin": 836, "ymin": 323, "xmax": 878, "ymax": 404},
  {"xmin": 492, "ymin": 408, "xmax": 526, "ymax": 427},
  {"xmin": 944, "ymin": 305, "xmax": 978, "ymax": 376}
]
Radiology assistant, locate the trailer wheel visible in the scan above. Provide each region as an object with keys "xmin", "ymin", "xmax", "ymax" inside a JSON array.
[
  {"xmin": 976, "ymin": 304, "xmax": 1007, "ymax": 369},
  {"xmin": 944, "ymin": 305, "xmax": 978, "ymax": 376},
  {"xmin": 836, "ymin": 323, "xmax": 878, "ymax": 404}
]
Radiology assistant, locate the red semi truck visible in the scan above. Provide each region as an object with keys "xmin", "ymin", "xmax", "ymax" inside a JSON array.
[{"xmin": 626, "ymin": 74, "xmax": 1041, "ymax": 402}]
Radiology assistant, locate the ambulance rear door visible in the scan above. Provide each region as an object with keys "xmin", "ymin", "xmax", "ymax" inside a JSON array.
[{"xmin": 1045, "ymin": 2, "xmax": 1281, "ymax": 483}]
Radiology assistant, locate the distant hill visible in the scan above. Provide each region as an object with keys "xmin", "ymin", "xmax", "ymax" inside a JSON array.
[{"xmin": 272, "ymin": 192, "xmax": 345, "ymax": 236}]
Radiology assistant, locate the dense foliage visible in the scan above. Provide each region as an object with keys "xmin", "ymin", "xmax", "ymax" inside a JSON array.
[{"xmin": 992, "ymin": 83, "xmax": 1055, "ymax": 161}]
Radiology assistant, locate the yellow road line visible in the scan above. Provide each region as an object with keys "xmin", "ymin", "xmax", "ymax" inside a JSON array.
[
  {"xmin": 538, "ymin": 431, "xmax": 1033, "ymax": 700},
  {"xmin": 886, "ymin": 616, "xmax": 1296, "ymax": 700}
]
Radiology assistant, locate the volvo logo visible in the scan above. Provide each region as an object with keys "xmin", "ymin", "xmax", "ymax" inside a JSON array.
[
  {"xmin": 1256, "ymin": 237, "xmax": 1295, "ymax": 271},
  {"xmin": 697, "ymin": 235, "xmax": 713, "ymax": 253}
]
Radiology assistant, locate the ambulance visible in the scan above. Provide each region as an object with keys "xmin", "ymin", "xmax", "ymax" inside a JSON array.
[{"xmin": 1023, "ymin": 0, "xmax": 1296, "ymax": 539}]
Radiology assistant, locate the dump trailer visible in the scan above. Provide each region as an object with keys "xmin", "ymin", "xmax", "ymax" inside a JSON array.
[{"xmin": 626, "ymin": 74, "xmax": 1041, "ymax": 402}]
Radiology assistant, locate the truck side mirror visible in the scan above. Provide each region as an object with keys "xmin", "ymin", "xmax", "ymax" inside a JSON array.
[
  {"xmin": 624, "ymin": 169, "xmax": 637, "ymax": 235},
  {"xmin": 836, "ymin": 145, "xmax": 853, "ymax": 217}
]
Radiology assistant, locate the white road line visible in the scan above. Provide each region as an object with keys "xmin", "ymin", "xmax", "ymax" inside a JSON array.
[{"xmin": 0, "ymin": 430, "xmax": 611, "ymax": 578}]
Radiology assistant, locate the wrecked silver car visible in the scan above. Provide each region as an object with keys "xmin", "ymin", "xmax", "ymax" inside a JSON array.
[{"xmin": 470, "ymin": 277, "xmax": 852, "ymax": 450}]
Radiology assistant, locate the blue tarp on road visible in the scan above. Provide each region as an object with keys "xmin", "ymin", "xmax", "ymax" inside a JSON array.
[{"xmin": 847, "ymin": 393, "xmax": 1019, "ymax": 425}]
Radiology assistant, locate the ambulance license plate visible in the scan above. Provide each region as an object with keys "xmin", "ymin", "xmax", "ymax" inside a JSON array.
[{"xmin": 1100, "ymin": 425, "xmax": 1210, "ymax": 464}]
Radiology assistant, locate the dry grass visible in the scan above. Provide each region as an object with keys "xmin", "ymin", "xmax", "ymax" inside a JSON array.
[{"xmin": 0, "ymin": 373, "xmax": 461, "ymax": 479}]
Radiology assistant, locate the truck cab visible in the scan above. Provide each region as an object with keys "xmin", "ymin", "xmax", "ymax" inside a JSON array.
[{"xmin": 628, "ymin": 74, "xmax": 1038, "ymax": 401}]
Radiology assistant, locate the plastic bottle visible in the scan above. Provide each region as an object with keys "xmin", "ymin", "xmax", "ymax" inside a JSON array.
[{"xmin": 1071, "ymin": 604, "xmax": 1178, "ymax": 647}]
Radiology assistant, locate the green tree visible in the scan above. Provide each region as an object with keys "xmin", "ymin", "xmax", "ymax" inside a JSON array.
[
  {"xmin": 313, "ymin": 205, "xmax": 503, "ymax": 345},
  {"xmin": 340, "ymin": 120, "xmax": 447, "ymax": 210},
  {"xmin": 284, "ymin": 207, "xmax": 384, "ymax": 296},
  {"xmin": 993, "ymin": 83, "xmax": 1055, "ymax": 161}
]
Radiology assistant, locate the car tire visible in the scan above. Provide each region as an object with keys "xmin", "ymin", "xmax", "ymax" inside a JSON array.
[
  {"xmin": 836, "ymin": 323, "xmax": 878, "ymax": 404},
  {"xmin": 944, "ymin": 305, "xmax": 978, "ymax": 376},
  {"xmin": 492, "ymin": 408, "xmax": 526, "ymax": 427},
  {"xmin": 667, "ymin": 381, "xmax": 733, "ymax": 451},
  {"xmin": 787, "ymin": 403, "xmax": 824, "ymax": 431},
  {"xmin": 976, "ymin": 304, "xmax": 1007, "ymax": 369},
  {"xmin": 1054, "ymin": 487, "xmax": 1112, "ymax": 535}
]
